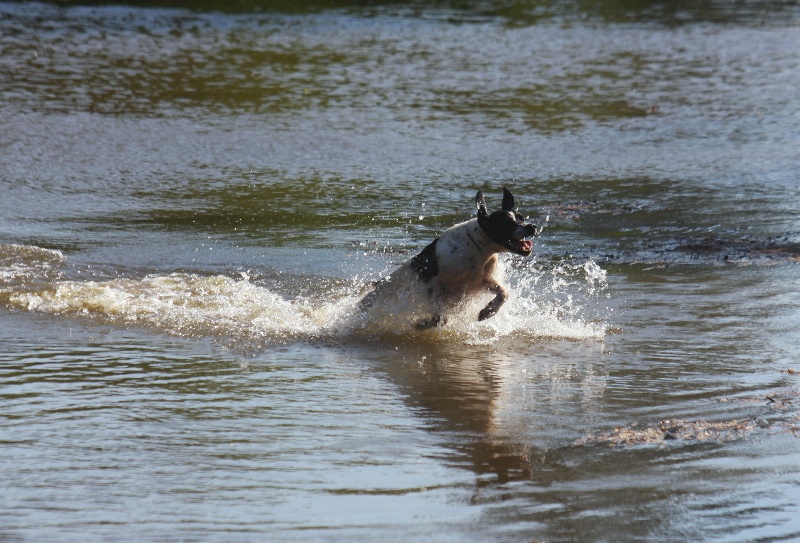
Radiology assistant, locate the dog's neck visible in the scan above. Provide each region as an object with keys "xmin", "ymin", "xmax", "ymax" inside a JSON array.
[
  {"xmin": 433, "ymin": 219, "xmax": 506, "ymax": 277},
  {"xmin": 468, "ymin": 218, "xmax": 506, "ymax": 255},
  {"xmin": 465, "ymin": 221, "xmax": 493, "ymax": 255}
]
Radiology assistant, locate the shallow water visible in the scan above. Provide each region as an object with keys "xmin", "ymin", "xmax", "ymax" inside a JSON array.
[{"xmin": 2, "ymin": 1, "xmax": 800, "ymax": 541}]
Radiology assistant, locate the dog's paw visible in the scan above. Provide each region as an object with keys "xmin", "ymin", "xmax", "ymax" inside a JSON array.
[
  {"xmin": 478, "ymin": 308, "xmax": 497, "ymax": 321},
  {"xmin": 416, "ymin": 315, "xmax": 445, "ymax": 330}
]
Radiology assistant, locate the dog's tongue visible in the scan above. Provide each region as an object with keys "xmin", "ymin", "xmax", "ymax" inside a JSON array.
[{"xmin": 514, "ymin": 239, "xmax": 533, "ymax": 252}]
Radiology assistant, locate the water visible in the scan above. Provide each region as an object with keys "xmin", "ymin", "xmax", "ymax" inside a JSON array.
[{"xmin": 2, "ymin": 1, "xmax": 800, "ymax": 541}]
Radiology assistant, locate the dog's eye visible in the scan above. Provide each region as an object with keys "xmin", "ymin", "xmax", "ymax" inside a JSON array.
[{"xmin": 515, "ymin": 213, "xmax": 525, "ymax": 222}]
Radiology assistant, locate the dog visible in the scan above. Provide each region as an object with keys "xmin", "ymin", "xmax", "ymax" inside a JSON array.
[{"xmin": 359, "ymin": 187, "xmax": 540, "ymax": 329}]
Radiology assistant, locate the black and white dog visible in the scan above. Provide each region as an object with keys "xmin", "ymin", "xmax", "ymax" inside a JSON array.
[{"xmin": 360, "ymin": 187, "xmax": 540, "ymax": 329}]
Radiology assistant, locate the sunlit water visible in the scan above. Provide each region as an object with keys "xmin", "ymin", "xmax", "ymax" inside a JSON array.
[{"xmin": 2, "ymin": 1, "xmax": 800, "ymax": 542}]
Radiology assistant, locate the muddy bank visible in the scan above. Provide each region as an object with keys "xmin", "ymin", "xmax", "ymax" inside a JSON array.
[{"xmin": 575, "ymin": 383, "xmax": 800, "ymax": 448}]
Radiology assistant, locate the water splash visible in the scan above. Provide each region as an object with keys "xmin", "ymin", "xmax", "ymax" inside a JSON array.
[
  {"xmin": 0, "ymin": 243, "xmax": 65, "ymax": 286},
  {"xmin": 0, "ymin": 244, "xmax": 608, "ymax": 350},
  {"xmin": 460, "ymin": 257, "xmax": 609, "ymax": 345}
]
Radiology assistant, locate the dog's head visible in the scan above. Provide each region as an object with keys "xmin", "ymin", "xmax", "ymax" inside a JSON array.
[{"xmin": 476, "ymin": 187, "xmax": 540, "ymax": 256}]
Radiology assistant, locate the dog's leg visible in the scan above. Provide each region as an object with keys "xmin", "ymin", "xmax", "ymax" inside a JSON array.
[
  {"xmin": 416, "ymin": 283, "xmax": 447, "ymax": 329},
  {"xmin": 478, "ymin": 280, "xmax": 508, "ymax": 321},
  {"xmin": 416, "ymin": 314, "xmax": 446, "ymax": 330}
]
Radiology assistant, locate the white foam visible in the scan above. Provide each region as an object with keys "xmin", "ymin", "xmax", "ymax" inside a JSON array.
[
  {"xmin": 2, "ymin": 246, "xmax": 609, "ymax": 348},
  {"xmin": 0, "ymin": 243, "xmax": 66, "ymax": 284},
  {"xmin": 9, "ymin": 274, "xmax": 323, "ymax": 340},
  {"xmin": 456, "ymin": 257, "xmax": 608, "ymax": 344}
]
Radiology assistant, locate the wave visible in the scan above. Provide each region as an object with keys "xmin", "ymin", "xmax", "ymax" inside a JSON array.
[
  {"xmin": 0, "ymin": 243, "xmax": 608, "ymax": 350},
  {"xmin": 0, "ymin": 243, "xmax": 66, "ymax": 285}
]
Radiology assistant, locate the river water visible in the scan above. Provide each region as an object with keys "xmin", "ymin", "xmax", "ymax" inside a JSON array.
[{"xmin": 2, "ymin": 1, "xmax": 800, "ymax": 541}]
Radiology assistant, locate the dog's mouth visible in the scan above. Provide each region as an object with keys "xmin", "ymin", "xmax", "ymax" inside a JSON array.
[
  {"xmin": 507, "ymin": 238, "xmax": 534, "ymax": 255},
  {"xmin": 505, "ymin": 224, "xmax": 538, "ymax": 256}
]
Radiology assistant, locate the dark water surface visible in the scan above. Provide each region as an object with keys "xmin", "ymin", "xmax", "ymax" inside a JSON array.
[{"xmin": 2, "ymin": 1, "xmax": 800, "ymax": 541}]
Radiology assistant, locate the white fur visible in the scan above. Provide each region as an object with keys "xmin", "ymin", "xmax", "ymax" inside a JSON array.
[
  {"xmin": 430, "ymin": 218, "xmax": 504, "ymax": 299},
  {"xmin": 361, "ymin": 218, "xmax": 509, "ymax": 328}
]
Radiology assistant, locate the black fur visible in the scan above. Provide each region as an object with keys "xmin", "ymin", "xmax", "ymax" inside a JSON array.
[
  {"xmin": 409, "ymin": 238, "xmax": 439, "ymax": 283},
  {"xmin": 477, "ymin": 187, "xmax": 538, "ymax": 255}
]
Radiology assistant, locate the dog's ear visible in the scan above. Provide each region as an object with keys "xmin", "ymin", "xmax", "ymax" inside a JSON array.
[
  {"xmin": 502, "ymin": 186, "xmax": 515, "ymax": 211},
  {"xmin": 476, "ymin": 190, "xmax": 488, "ymax": 218}
]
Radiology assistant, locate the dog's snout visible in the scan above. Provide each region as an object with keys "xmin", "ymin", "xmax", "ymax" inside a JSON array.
[{"xmin": 515, "ymin": 223, "xmax": 538, "ymax": 239}]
